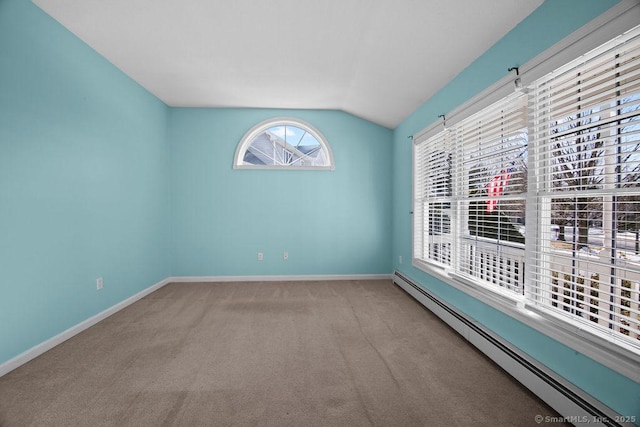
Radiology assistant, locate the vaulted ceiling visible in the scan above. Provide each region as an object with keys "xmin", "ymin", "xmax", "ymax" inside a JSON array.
[{"xmin": 33, "ymin": 0, "xmax": 543, "ymax": 129}]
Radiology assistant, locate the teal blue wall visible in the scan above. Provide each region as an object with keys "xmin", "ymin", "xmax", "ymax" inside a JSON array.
[
  {"xmin": 0, "ymin": 0, "xmax": 392, "ymax": 368},
  {"xmin": 392, "ymin": 0, "xmax": 638, "ymax": 418},
  {"xmin": 0, "ymin": 0, "xmax": 171, "ymax": 364},
  {"xmin": 169, "ymin": 108, "xmax": 392, "ymax": 276}
]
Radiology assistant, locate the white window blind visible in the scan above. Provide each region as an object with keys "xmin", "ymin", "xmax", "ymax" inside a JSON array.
[
  {"xmin": 530, "ymin": 27, "xmax": 640, "ymax": 346},
  {"xmin": 414, "ymin": 130, "xmax": 453, "ymax": 267},
  {"xmin": 454, "ymin": 93, "xmax": 528, "ymax": 294}
]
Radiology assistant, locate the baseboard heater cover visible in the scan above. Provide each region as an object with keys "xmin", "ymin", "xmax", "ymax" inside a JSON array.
[{"xmin": 393, "ymin": 271, "xmax": 632, "ymax": 427}]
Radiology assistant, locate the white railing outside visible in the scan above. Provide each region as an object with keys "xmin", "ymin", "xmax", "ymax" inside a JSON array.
[
  {"xmin": 457, "ymin": 238, "xmax": 640, "ymax": 341},
  {"xmin": 548, "ymin": 249, "xmax": 640, "ymax": 341},
  {"xmin": 459, "ymin": 237, "xmax": 525, "ymax": 294}
]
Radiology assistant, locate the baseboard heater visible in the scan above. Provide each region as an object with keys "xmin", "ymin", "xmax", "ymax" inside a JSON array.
[{"xmin": 393, "ymin": 271, "xmax": 631, "ymax": 427}]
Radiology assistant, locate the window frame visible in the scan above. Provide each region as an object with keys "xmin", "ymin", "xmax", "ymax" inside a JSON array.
[
  {"xmin": 453, "ymin": 92, "xmax": 528, "ymax": 295},
  {"xmin": 233, "ymin": 117, "xmax": 335, "ymax": 170},
  {"xmin": 527, "ymin": 32, "xmax": 640, "ymax": 352},
  {"xmin": 413, "ymin": 129, "xmax": 454, "ymax": 269},
  {"xmin": 410, "ymin": 4, "xmax": 640, "ymax": 382}
]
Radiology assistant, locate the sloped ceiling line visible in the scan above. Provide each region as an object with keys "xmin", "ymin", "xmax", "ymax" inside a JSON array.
[{"xmin": 33, "ymin": 0, "xmax": 543, "ymax": 129}]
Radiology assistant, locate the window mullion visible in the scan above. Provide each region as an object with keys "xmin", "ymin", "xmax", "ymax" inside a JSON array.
[
  {"xmin": 452, "ymin": 127, "xmax": 461, "ymax": 274},
  {"xmin": 534, "ymin": 96, "xmax": 554, "ymax": 307}
]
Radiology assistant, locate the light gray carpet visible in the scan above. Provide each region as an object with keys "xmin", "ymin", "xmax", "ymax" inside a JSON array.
[{"xmin": 0, "ymin": 280, "xmax": 564, "ymax": 426}]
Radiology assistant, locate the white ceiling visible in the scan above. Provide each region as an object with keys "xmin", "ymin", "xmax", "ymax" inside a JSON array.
[{"xmin": 33, "ymin": 0, "xmax": 543, "ymax": 129}]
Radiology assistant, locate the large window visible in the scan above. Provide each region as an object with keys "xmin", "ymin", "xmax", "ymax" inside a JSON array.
[
  {"xmin": 413, "ymin": 25, "xmax": 640, "ymax": 356},
  {"xmin": 414, "ymin": 130, "xmax": 453, "ymax": 267},
  {"xmin": 455, "ymin": 93, "xmax": 528, "ymax": 293},
  {"xmin": 234, "ymin": 118, "xmax": 334, "ymax": 170},
  {"xmin": 529, "ymin": 30, "xmax": 640, "ymax": 345}
]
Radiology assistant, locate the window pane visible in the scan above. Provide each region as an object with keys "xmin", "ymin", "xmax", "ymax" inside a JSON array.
[
  {"xmin": 454, "ymin": 93, "xmax": 527, "ymax": 294},
  {"xmin": 235, "ymin": 119, "xmax": 333, "ymax": 169},
  {"xmin": 414, "ymin": 130, "xmax": 453, "ymax": 267},
  {"xmin": 619, "ymin": 96, "xmax": 640, "ymax": 188},
  {"xmin": 427, "ymin": 202, "xmax": 452, "ymax": 265}
]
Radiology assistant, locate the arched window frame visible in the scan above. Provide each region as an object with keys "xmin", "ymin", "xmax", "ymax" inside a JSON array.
[{"xmin": 233, "ymin": 118, "xmax": 335, "ymax": 170}]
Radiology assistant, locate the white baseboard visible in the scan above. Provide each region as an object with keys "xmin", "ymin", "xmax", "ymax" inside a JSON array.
[
  {"xmin": 168, "ymin": 274, "xmax": 393, "ymax": 283},
  {"xmin": 0, "ymin": 277, "xmax": 171, "ymax": 378},
  {"xmin": 0, "ymin": 274, "xmax": 392, "ymax": 378}
]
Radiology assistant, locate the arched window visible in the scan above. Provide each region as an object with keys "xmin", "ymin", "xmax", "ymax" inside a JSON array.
[{"xmin": 234, "ymin": 118, "xmax": 334, "ymax": 170}]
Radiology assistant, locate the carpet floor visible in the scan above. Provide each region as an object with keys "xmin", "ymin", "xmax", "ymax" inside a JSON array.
[{"xmin": 0, "ymin": 280, "xmax": 564, "ymax": 426}]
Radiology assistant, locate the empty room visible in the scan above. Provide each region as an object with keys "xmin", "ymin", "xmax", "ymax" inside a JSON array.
[{"xmin": 1, "ymin": 0, "xmax": 639, "ymax": 425}]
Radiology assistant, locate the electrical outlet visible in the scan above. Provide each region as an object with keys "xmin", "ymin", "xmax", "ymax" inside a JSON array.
[
  {"xmin": 399, "ymin": 255, "xmax": 403, "ymax": 264},
  {"xmin": 257, "ymin": 252, "xmax": 263, "ymax": 261},
  {"xmin": 283, "ymin": 252, "xmax": 288, "ymax": 260},
  {"xmin": 96, "ymin": 277, "xmax": 103, "ymax": 290}
]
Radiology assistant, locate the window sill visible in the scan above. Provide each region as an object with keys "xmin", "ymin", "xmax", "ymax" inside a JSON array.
[{"xmin": 233, "ymin": 164, "xmax": 335, "ymax": 171}]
